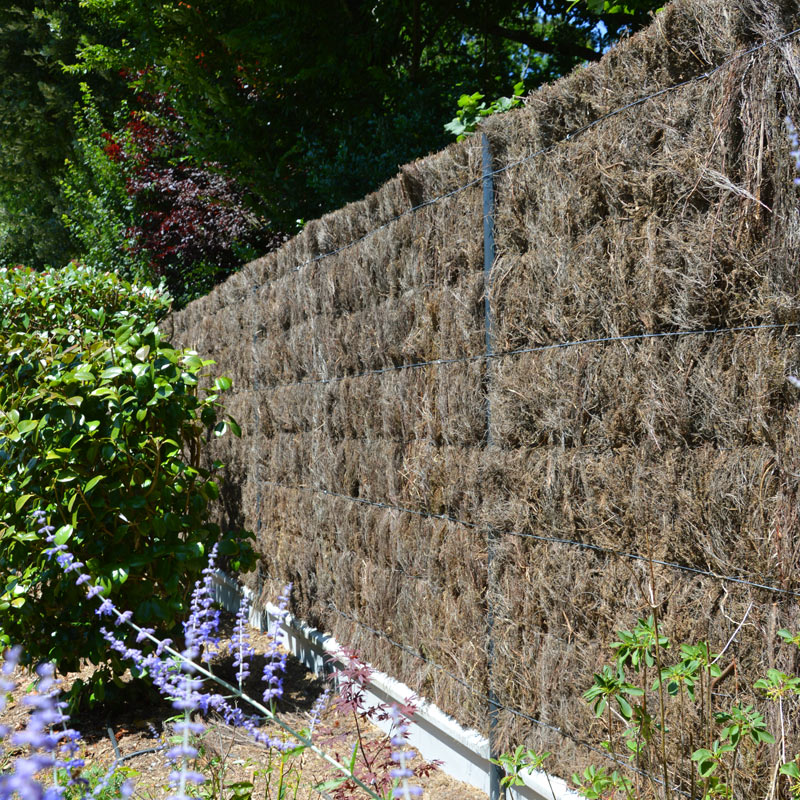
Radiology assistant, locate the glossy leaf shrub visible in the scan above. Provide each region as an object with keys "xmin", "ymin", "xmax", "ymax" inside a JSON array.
[{"xmin": 0, "ymin": 264, "xmax": 254, "ymax": 695}]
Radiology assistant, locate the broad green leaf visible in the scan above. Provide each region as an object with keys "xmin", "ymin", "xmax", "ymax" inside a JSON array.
[
  {"xmin": 115, "ymin": 323, "xmax": 133, "ymax": 343},
  {"xmin": 182, "ymin": 354, "xmax": 203, "ymax": 371},
  {"xmin": 54, "ymin": 525, "xmax": 73, "ymax": 545},
  {"xmin": 101, "ymin": 366, "xmax": 123, "ymax": 380},
  {"xmin": 110, "ymin": 566, "xmax": 129, "ymax": 585},
  {"xmin": 15, "ymin": 494, "xmax": 34, "ymax": 512},
  {"xmin": 84, "ymin": 474, "xmax": 105, "ymax": 492},
  {"xmin": 617, "ymin": 695, "xmax": 633, "ymax": 719},
  {"xmin": 214, "ymin": 421, "xmax": 228, "ymax": 436},
  {"xmin": 16, "ymin": 419, "xmax": 37, "ymax": 434},
  {"xmin": 46, "ymin": 448, "xmax": 71, "ymax": 460}
]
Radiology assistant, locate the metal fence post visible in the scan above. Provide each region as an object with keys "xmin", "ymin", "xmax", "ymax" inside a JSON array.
[
  {"xmin": 482, "ymin": 132, "xmax": 503, "ymax": 800},
  {"xmin": 252, "ymin": 330, "xmax": 263, "ymax": 541}
]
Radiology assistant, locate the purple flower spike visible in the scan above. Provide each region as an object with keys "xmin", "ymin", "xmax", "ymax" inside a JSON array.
[
  {"xmin": 95, "ymin": 598, "xmax": 115, "ymax": 617},
  {"xmin": 183, "ymin": 543, "xmax": 221, "ymax": 662},
  {"xmin": 229, "ymin": 594, "xmax": 255, "ymax": 688},
  {"xmin": 136, "ymin": 627, "xmax": 156, "ymax": 643},
  {"xmin": 173, "ymin": 721, "xmax": 204, "ymax": 735},
  {"xmin": 388, "ymin": 705, "xmax": 423, "ymax": 800},
  {"xmin": 2, "ymin": 645, "xmax": 22, "ymax": 675},
  {"xmin": 43, "ymin": 544, "xmax": 67, "ymax": 559},
  {"xmin": 0, "ymin": 648, "xmax": 97, "ymax": 800},
  {"xmin": 169, "ymin": 770, "xmax": 206, "ymax": 785},
  {"xmin": 308, "ymin": 688, "xmax": 330, "ymax": 737},
  {"xmin": 41, "ymin": 539, "xmax": 337, "ymax": 800},
  {"xmin": 261, "ymin": 585, "xmax": 291, "ymax": 706},
  {"xmin": 31, "ymin": 510, "xmax": 56, "ymax": 538},
  {"xmin": 166, "ymin": 744, "xmax": 199, "ymax": 763}
]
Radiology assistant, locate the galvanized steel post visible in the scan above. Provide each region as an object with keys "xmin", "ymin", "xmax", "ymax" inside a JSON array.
[{"xmin": 482, "ymin": 132, "xmax": 502, "ymax": 800}]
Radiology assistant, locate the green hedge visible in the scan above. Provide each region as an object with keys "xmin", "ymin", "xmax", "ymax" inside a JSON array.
[{"xmin": 0, "ymin": 265, "xmax": 253, "ymax": 696}]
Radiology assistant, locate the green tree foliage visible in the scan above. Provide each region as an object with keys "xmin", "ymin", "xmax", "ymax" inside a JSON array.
[
  {"xmin": 71, "ymin": 0, "xmax": 663, "ymax": 228},
  {"xmin": 0, "ymin": 264, "xmax": 254, "ymax": 697},
  {"xmin": 59, "ymin": 79, "xmax": 282, "ymax": 307},
  {"xmin": 0, "ymin": 1, "xmax": 122, "ymax": 266},
  {"xmin": 59, "ymin": 83, "xmax": 150, "ymax": 282},
  {"xmin": 0, "ymin": 0, "xmax": 662, "ymax": 275}
]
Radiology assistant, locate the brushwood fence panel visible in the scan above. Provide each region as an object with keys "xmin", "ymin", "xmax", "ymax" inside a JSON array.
[{"xmin": 168, "ymin": 0, "xmax": 800, "ymax": 793}]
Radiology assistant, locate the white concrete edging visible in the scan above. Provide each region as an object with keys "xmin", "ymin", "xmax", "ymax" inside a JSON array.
[{"xmin": 211, "ymin": 571, "xmax": 579, "ymax": 800}]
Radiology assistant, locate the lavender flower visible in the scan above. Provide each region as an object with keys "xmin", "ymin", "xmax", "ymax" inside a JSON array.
[
  {"xmin": 308, "ymin": 688, "xmax": 330, "ymax": 737},
  {"xmin": 228, "ymin": 594, "xmax": 255, "ymax": 689},
  {"xmin": 262, "ymin": 584, "xmax": 292, "ymax": 705},
  {"xmin": 0, "ymin": 648, "xmax": 91, "ymax": 800},
  {"xmin": 85, "ymin": 584, "xmax": 104, "ymax": 600},
  {"xmin": 31, "ymin": 509, "xmax": 55, "ymax": 538},
  {"xmin": 40, "ymin": 540, "xmax": 381, "ymax": 800},
  {"xmin": 388, "ymin": 706, "xmax": 422, "ymax": 799},
  {"xmin": 183, "ymin": 543, "xmax": 221, "ymax": 662}
]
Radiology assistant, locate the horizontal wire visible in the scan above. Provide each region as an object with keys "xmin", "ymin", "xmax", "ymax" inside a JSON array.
[
  {"xmin": 240, "ymin": 27, "xmax": 800, "ymax": 797},
  {"xmin": 491, "ymin": 26, "xmax": 800, "ymax": 180},
  {"xmin": 245, "ymin": 26, "xmax": 800, "ymax": 293},
  {"xmin": 262, "ymin": 480, "xmax": 800, "ymax": 600},
  {"xmin": 258, "ymin": 321, "xmax": 799, "ymax": 390},
  {"xmin": 252, "ymin": 560, "xmax": 669, "ymax": 789},
  {"xmin": 326, "ymin": 600, "xmax": 689, "ymax": 797},
  {"xmin": 326, "ymin": 601, "xmax": 616, "ymax": 756}
]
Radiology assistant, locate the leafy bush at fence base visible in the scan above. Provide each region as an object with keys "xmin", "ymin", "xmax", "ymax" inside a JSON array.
[{"xmin": 0, "ymin": 264, "xmax": 254, "ymax": 696}]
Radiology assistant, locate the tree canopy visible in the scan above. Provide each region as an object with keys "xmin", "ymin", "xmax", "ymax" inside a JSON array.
[{"xmin": 0, "ymin": 0, "xmax": 663, "ymax": 277}]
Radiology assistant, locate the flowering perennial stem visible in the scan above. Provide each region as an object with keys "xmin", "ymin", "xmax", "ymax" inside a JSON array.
[{"xmin": 39, "ymin": 527, "xmax": 385, "ymax": 800}]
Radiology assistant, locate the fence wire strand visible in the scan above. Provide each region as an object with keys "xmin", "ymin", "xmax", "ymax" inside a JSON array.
[
  {"xmin": 262, "ymin": 480, "xmax": 800, "ymax": 600},
  {"xmin": 324, "ymin": 600, "xmax": 690, "ymax": 797},
  {"xmin": 246, "ymin": 26, "xmax": 800, "ymax": 292},
  {"xmin": 258, "ymin": 321, "xmax": 800, "ymax": 390}
]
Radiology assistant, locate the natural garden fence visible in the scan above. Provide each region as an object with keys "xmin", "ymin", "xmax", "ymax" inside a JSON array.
[{"xmin": 168, "ymin": 0, "xmax": 800, "ymax": 794}]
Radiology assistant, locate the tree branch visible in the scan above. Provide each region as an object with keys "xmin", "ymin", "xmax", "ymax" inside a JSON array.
[
  {"xmin": 477, "ymin": 19, "xmax": 602, "ymax": 62},
  {"xmin": 445, "ymin": 3, "xmax": 602, "ymax": 64}
]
